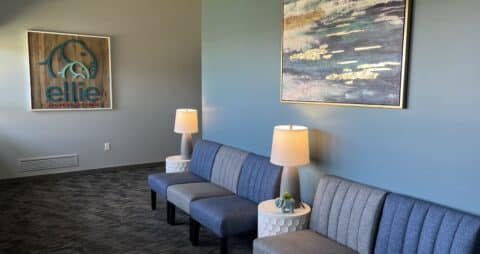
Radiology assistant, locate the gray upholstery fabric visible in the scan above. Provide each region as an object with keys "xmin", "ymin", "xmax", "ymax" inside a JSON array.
[
  {"xmin": 167, "ymin": 182, "xmax": 233, "ymax": 213},
  {"xmin": 310, "ymin": 175, "xmax": 387, "ymax": 254},
  {"xmin": 209, "ymin": 146, "xmax": 248, "ymax": 193},
  {"xmin": 253, "ymin": 230, "xmax": 357, "ymax": 254}
]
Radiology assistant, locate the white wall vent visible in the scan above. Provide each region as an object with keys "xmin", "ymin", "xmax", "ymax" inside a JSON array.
[{"xmin": 19, "ymin": 154, "xmax": 79, "ymax": 172}]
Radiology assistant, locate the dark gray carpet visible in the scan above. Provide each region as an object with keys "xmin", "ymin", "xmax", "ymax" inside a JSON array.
[{"xmin": 0, "ymin": 166, "xmax": 253, "ymax": 254}]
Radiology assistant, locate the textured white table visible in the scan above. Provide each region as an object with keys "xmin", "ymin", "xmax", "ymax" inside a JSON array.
[
  {"xmin": 165, "ymin": 155, "xmax": 190, "ymax": 173},
  {"xmin": 258, "ymin": 199, "xmax": 311, "ymax": 238}
]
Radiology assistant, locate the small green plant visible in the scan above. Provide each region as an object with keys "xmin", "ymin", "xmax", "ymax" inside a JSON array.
[{"xmin": 281, "ymin": 191, "xmax": 292, "ymax": 200}]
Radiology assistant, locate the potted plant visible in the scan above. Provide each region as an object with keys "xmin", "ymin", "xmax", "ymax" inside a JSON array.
[{"xmin": 275, "ymin": 191, "xmax": 295, "ymax": 213}]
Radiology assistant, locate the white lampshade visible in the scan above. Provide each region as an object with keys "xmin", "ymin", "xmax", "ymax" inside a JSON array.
[
  {"xmin": 270, "ymin": 125, "xmax": 310, "ymax": 167},
  {"xmin": 174, "ymin": 109, "xmax": 198, "ymax": 134}
]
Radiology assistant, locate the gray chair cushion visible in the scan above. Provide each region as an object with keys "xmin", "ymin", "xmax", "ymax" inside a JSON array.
[
  {"xmin": 253, "ymin": 230, "xmax": 357, "ymax": 254},
  {"xmin": 375, "ymin": 193, "xmax": 480, "ymax": 254},
  {"xmin": 210, "ymin": 146, "xmax": 248, "ymax": 193},
  {"xmin": 310, "ymin": 175, "xmax": 387, "ymax": 254},
  {"xmin": 166, "ymin": 182, "xmax": 233, "ymax": 213}
]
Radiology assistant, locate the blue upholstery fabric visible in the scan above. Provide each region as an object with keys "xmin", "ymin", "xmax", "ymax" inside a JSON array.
[
  {"xmin": 188, "ymin": 140, "xmax": 222, "ymax": 180},
  {"xmin": 190, "ymin": 196, "xmax": 257, "ymax": 237},
  {"xmin": 148, "ymin": 172, "xmax": 204, "ymax": 199},
  {"xmin": 375, "ymin": 193, "xmax": 480, "ymax": 254},
  {"xmin": 236, "ymin": 153, "xmax": 282, "ymax": 204}
]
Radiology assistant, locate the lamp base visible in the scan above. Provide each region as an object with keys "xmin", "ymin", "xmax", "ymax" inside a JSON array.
[
  {"xmin": 280, "ymin": 166, "xmax": 302, "ymax": 208},
  {"xmin": 180, "ymin": 133, "xmax": 193, "ymax": 160}
]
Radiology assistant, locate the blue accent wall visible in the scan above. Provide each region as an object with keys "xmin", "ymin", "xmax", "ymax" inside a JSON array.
[{"xmin": 202, "ymin": 0, "xmax": 480, "ymax": 214}]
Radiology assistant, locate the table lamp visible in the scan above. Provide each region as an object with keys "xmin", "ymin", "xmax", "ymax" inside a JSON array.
[
  {"xmin": 270, "ymin": 125, "xmax": 310, "ymax": 208},
  {"xmin": 174, "ymin": 108, "xmax": 198, "ymax": 160}
]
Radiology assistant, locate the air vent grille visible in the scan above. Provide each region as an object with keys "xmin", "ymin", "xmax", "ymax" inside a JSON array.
[{"xmin": 19, "ymin": 154, "xmax": 79, "ymax": 172}]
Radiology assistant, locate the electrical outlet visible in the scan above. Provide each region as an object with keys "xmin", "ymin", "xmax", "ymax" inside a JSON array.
[{"xmin": 104, "ymin": 142, "xmax": 111, "ymax": 151}]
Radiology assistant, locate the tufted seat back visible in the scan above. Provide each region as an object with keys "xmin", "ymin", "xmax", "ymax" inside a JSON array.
[
  {"xmin": 236, "ymin": 153, "xmax": 283, "ymax": 204},
  {"xmin": 375, "ymin": 193, "xmax": 480, "ymax": 254},
  {"xmin": 310, "ymin": 175, "xmax": 387, "ymax": 254},
  {"xmin": 188, "ymin": 140, "xmax": 222, "ymax": 180},
  {"xmin": 209, "ymin": 145, "xmax": 249, "ymax": 193}
]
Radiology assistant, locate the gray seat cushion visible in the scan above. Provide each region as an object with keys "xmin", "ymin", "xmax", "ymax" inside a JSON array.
[
  {"xmin": 167, "ymin": 182, "xmax": 233, "ymax": 213},
  {"xmin": 253, "ymin": 230, "xmax": 357, "ymax": 254},
  {"xmin": 310, "ymin": 175, "xmax": 387, "ymax": 254}
]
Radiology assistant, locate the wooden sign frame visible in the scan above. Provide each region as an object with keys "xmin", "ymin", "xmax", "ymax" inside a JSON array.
[{"xmin": 27, "ymin": 30, "xmax": 112, "ymax": 111}]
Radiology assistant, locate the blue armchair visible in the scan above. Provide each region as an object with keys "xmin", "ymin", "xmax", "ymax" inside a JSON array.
[
  {"xmin": 189, "ymin": 153, "xmax": 282, "ymax": 254},
  {"xmin": 147, "ymin": 140, "xmax": 221, "ymax": 224}
]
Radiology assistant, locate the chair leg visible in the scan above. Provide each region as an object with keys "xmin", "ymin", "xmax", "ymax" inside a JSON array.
[
  {"xmin": 189, "ymin": 217, "xmax": 200, "ymax": 246},
  {"xmin": 220, "ymin": 237, "xmax": 228, "ymax": 254},
  {"xmin": 150, "ymin": 190, "xmax": 156, "ymax": 210},
  {"xmin": 167, "ymin": 201, "xmax": 175, "ymax": 225}
]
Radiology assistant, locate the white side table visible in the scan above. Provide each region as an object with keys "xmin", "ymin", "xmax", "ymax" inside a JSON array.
[
  {"xmin": 258, "ymin": 199, "xmax": 311, "ymax": 238},
  {"xmin": 165, "ymin": 155, "xmax": 190, "ymax": 173}
]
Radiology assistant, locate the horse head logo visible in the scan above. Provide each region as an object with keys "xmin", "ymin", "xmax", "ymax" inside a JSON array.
[{"xmin": 39, "ymin": 39, "xmax": 97, "ymax": 80}]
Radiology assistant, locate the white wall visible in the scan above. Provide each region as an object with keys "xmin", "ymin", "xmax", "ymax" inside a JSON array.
[{"xmin": 0, "ymin": 0, "xmax": 201, "ymax": 179}]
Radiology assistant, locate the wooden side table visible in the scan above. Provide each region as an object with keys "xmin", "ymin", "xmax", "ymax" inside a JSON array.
[
  {"xmin": 165, "ymin": 155, "xmax": 190, "ymax": 173},
  {"xmin": 258, "ymin": 199, "xmax": 311, "ymax": 238}
]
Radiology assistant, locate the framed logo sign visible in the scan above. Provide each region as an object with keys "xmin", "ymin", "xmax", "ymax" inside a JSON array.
[{"xmin": 27, "ymin": 31, "xmax": 112, "ymax": 111}]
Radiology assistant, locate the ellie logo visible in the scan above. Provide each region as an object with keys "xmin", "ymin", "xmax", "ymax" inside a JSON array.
[{"xmin": 39, "ymin": 39, "xmax": 101, "ymax": 104}]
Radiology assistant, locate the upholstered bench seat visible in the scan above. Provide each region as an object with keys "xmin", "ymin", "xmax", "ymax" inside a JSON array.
[
  {"xmin": 190, "ymin": 196, "xmax": 258, "ymax": 236},
  {"xmin": 149, "ymin": 141, "xmax": 283, "ymax": 253},
  {"xmin": 253, "ymin": 230, "xmax": 356, "ymax": 254},
  {"xmin": 148, "ymin": 140, "xmax": 222, "ymax": 219},
  {"xmin": 254, "ymin": 175, "xmax": 480, "ymax": 254},
  {"xmin": 167, "ymin": 182, "xmax": 234, "ymax": 213},
  {"xmin": 189, "ymin": 153, "xmax": 283, "ymax": 253},
  {"xmin": 253, "ymin": 175, "xmax": 387, "ymax": 254},
  {"xmin": 148, "ymin": 140, "xmax": 221, "ymax": 200},
  {"xmin": 167, "ymin": 145, "xmax": 248, "ymax": 215},
  {"xmin": 148, "ymin": 172, "xmax": 205, "ymax": 199}
]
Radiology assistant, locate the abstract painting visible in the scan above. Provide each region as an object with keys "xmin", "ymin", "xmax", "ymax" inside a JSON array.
[
  {"xmin": 282, "ymin": 0, "xmax": 411, "ymax": 108},
  {"xmin": 28, "ymin": 31, "xmax": 112, "ymax": 111}
]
